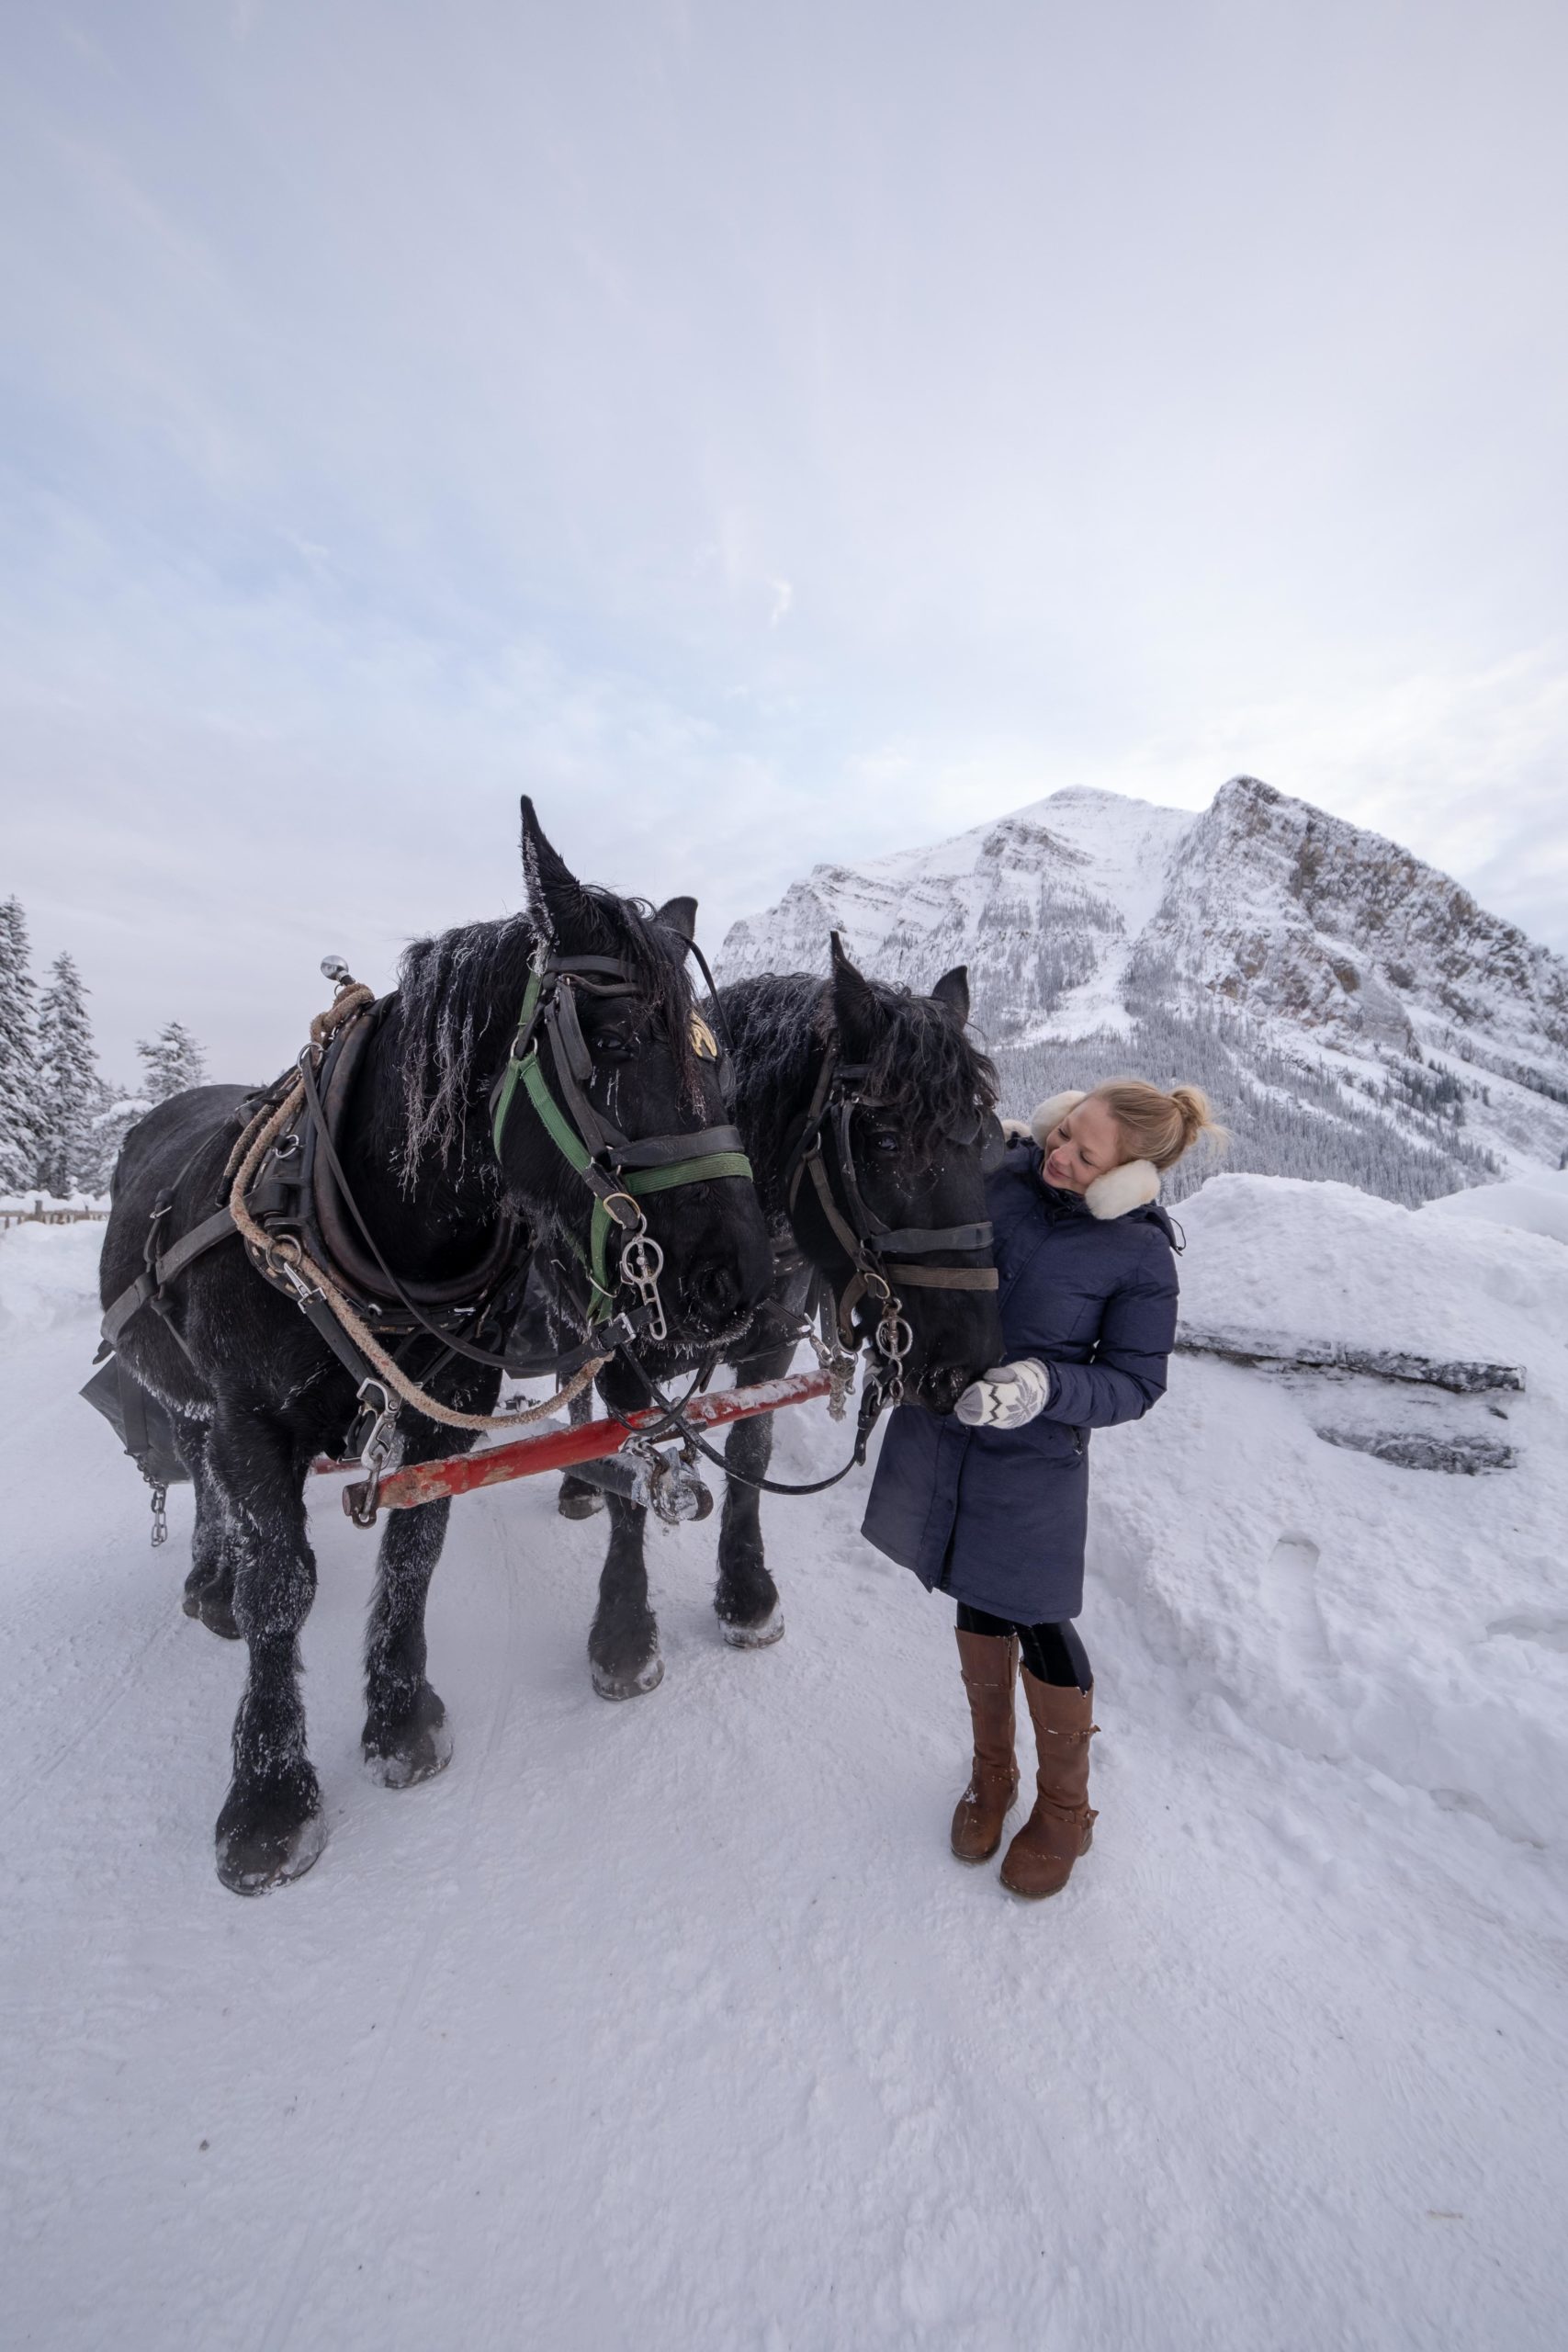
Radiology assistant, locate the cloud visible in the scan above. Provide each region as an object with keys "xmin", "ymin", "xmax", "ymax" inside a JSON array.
[{"xmin": 3, "ymin": 0, "xmax": 1565, "ymax": 1081}]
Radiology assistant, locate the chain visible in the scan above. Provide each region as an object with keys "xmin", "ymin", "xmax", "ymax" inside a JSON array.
[
  {"xmin": 804, "ymin": 1311, "xmax": 858, "ymax": 1423},
  {"xmin": 854, "ymin": 1254, "xmax": 912, "ymax": 1409},
  {"xmin": 348, "ymin": 1379, "xmax": 400, "ymax": 1530},
  {"xmin": 148, "ymin": 1482, "xmax": 169, "ymax": 1548},
  {"xmin": 617, "ymin": 1223, "xmax": 668, "ymax": 1344}
]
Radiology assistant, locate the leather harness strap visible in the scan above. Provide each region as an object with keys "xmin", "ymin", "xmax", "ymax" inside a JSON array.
[
  {"xmin": 100, "ymin": 1204, "xmax": 242, "ymax": 1351},
  {"xmin": 784, "ymin": 1045, "xmax": 998, "ymax": 1349}
]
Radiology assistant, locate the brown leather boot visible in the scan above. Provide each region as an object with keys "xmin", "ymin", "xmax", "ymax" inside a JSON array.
[
  {"xmin": 951, "ymin": 1629, "xmax": 1020, "ymax": 1862},
  {"xmin": 999, "ymin": 1670, "xmax": 1098, "ymax": 1899}
]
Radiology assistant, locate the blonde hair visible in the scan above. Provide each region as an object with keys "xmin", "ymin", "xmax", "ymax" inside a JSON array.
[{"xmin": 1090, "ymin": 1080, "xmax": 1227, "ymax": 1171}]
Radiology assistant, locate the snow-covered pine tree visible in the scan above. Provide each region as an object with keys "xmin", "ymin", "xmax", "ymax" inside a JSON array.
[
  {"xmin": 34, "ymin": 951, "xmax": 100, "ymax": 1197},
  {"xmin": 137, "ymin": 1019, "xmax": 208, "ymax": 1104},
  {"xmin": 0, "ymin": 895, "xmax": 39, "ymax": 1194}
]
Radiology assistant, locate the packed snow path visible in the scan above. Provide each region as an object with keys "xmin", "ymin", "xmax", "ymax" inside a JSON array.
[{"xmin": 4, "ymin": 1193, "xmax": 1566, "ymax": 2351}]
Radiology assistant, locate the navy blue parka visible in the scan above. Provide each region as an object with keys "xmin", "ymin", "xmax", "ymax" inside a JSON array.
[{"xmin": 860, "ymin": 1136, "xmax": 1179, "ymax": 1622}]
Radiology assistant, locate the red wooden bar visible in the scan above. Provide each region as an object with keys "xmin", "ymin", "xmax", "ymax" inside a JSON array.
[{"xmin": 340, "ymin": 1368, "xmax": 835, "ymax": 1519}]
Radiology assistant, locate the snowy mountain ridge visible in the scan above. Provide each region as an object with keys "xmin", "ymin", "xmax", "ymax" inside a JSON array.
[{"xmin": 718, "ymin": 775, "xmax": 1568, "ymax": 1203}]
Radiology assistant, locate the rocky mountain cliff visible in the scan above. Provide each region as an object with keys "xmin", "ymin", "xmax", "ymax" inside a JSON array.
[{"xmin": 717, "ymin": 776, "xmax": 1568, "ymax": 1204}]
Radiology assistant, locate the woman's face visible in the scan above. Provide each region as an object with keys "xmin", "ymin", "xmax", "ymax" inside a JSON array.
[{"xmin": 1042, "ymin": 1094, "xmax": 1124, "ymax": 1193}]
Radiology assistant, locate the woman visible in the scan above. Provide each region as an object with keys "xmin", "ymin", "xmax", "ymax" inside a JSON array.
[{"xmin": 861, "ymin": 1080, "xmax": 1223, "ymax": 1899}]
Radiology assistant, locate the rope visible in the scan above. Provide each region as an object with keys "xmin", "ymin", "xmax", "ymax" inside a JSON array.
[{"xmin": 226, "ymin": 982, "xmax": 608, "ymax": 1433}]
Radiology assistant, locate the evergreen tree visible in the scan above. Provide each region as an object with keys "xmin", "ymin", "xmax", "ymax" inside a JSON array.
[
  {"xmin": 0, "ymin": 895, "xmax": 39, "ymax": 1194},
  {"xmin": 137, "ymin": 1019, "xmax": 208, "ymax": 1103},
  {"xmin": 35, "ymin": 951, "xmax": 100, "ymax": 1196}
]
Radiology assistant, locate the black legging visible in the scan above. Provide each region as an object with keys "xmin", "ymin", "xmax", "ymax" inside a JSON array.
[{"xmin": 956, "ymin": 1602, "xmax": 1092, "ymax": 1692}]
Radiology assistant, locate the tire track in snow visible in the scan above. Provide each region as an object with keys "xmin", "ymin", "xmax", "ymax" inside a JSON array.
[{"xmin": 254, "ymin": 1498, "xmax": 523, "ymax": 2352}]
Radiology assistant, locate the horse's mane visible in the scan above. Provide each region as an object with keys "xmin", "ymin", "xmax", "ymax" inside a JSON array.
[
  {"xmin": 391, "ymin": 888, "xmax": 701, "ymax": 1188},
  {"xmin": 719, "ymin": 969, "xmax": 998, "ymax": 1214}
]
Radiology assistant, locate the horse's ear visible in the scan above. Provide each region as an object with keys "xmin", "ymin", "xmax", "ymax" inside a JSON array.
[
  {"xmin": 829, "ymin": 932, "xmax": 881, "ymax": 1059},
  {"xmin": 520, "ymin": 797, "xmax": 589, "ymax": 939},
  {"xmin": 655, "ymin": 895, "xmax": 698, "ymax": 944},
  {"xmin": 931, "ymin": 964, "xmax": 970, "ymax": 1025}
]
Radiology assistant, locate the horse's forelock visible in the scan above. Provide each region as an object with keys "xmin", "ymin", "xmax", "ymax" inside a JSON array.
[
  {"xmin": 393, "ymin": 888, "xmax": 702, "ymax": 1187},
  {"xmin": 854, "ymin": 985, "xmax": 998, "ymax": 1158}
]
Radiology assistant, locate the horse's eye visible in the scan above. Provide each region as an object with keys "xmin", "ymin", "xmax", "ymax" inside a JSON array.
[
  {"xmin": 592, "ymin": 1031, "xmax": 640, "ymax": 1060},
  {"xmin": 870, "ymin": 1130, "xmax": 900, "ymax": 1157}
]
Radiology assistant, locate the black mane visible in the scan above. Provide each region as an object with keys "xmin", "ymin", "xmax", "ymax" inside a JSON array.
[
  {"xmin": 391, "ymin": 888, "xmax": 701, "ymax": 1186},
  {"xmin": 717, "ymin": 969, "xmax": 998, "ymax": 1221}
]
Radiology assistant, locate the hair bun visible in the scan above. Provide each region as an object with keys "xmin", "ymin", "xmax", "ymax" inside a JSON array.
[{"xmin": 1169, "ymin": 1085, "xmax": 1211, "ymax": 1148}]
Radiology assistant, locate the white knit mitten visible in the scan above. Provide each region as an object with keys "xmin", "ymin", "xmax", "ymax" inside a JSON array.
[{"xmin": 954, "ymin": 1358, "xmax": 1055, "ymax": 1430}]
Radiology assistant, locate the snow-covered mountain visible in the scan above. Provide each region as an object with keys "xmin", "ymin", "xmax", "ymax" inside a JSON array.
[{"xmin": 718, "ymin": 775, "xmax": 1568, "ymax": 1204}]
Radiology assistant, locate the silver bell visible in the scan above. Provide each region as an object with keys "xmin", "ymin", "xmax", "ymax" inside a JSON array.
[{"xmin": 321, "ymin": 954, "xmax": 355, "ymax": 986}]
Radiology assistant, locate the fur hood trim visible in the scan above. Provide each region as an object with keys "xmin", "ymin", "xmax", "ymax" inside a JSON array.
[{"xmin": 1027, "ymin": 1089, "xmax": 1162, "ymax": 1221}]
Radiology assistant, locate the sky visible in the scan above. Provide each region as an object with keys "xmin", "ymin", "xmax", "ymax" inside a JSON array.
[{"xmin": 3, "ymin": 0, "xmax": 1565, "ymax": 1079}]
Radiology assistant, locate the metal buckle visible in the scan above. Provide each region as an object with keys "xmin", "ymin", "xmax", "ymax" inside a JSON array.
[
  {"xmin": 349, "ymin": 1379, "xmax": 400, "ymax": 1529},
  {"xmin": 264, "ymin": 1233, "xmax": 321, "ymax": 1306},
  {"xmin": 620, "ymin": 1230, "xmax": 668, "ymax": 1344}
]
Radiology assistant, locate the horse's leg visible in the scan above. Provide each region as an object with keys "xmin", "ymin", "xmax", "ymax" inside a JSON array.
[
  {"xmin": 176, "ymin": 1413, "xmax": 241, "ymax": 1642},
  {"xmin": 209, "ymin": 1408, "xmax": 325, "ymax": 1894},
  {"xmin": 362, "ymin": 1494, "xmax": 459, "ymax": 1789},
  {"xmin": 589, "ymin": 1494, "xmax": 662, "ymax": 1700},
  {"xmin": 714, "ymin": 1340, "xmax": 797, "ymax": 1648},
  {"xmin": 558, "ymin": 1383, "xmax": 604, "ymax": 1520}
]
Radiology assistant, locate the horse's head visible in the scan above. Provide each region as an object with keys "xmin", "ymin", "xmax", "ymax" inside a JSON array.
[
  {"xmin": 794, "ymin": 937, "xmax": 1006, "ymax": 1417},
  {"xmin": 495, "ymin": 800, "xmax": 774, "ymax": 1380}
]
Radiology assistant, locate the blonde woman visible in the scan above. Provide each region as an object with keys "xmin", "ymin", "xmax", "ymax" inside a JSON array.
[{"xmin": 861, "ymin": 1082, "xmax": 1223, "ymax": 1898}]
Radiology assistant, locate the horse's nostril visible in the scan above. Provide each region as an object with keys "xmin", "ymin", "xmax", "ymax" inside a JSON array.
[{"xmin": 690, "ymin": 1261, "xmax": 739, "ymax": 1318}]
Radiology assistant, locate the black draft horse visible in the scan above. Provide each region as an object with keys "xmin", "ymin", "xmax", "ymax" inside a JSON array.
[
  {"xmin": 101, "ymin": 803, "xmax": 773, "ymax": 1892},
  {"xmin": 573, "ymin": 937, "xmax": 1007, "ymax": 1698}
]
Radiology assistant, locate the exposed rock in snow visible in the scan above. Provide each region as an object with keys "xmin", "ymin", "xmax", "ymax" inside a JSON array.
[{"xmin": 719, "ymin": 775, "xmax": 1568, "ymax": 1203}]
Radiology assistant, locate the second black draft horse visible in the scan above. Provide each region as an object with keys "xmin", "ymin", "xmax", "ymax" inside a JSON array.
[{"xmin": 574, "ymin": 937, "xmax": 1006, "ymax": 1697}]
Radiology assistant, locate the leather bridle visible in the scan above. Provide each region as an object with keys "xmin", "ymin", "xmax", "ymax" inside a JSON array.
[
  {"xmin": 489, "ymin": 945, "xmax": 753, "ymax": 1345},
  {"xmin": 783, "ymin": 1046, "xmax": 999, "ymax": 1403}
]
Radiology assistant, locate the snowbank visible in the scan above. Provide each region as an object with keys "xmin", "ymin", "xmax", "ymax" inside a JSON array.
[
  {"xmin": 0, "ymin": 1217, "xmax": 105, "ymax": 1333},
  {"xmin": 1422, "ymin": 1168, "xmax": 1568, "ymax": 1247},
  {"xmin": 1094, "ymin": 1174, "xmax": 1568, "ymax": 1850}
]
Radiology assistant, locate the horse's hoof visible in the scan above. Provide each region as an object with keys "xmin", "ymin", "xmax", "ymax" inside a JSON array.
[
  {"xmin": 197, "ymin": 1594, "xmax": 242, "ymax": 1641},
  {"xmin": 215, "ymin": 1805, "xmax": 326, "ymax": 1896},
  {"xmin": 591, "ymin": 1652, "xmax": 664, "ymax": 1701},
  {"xmin": 722, "ymin": 1605, "xmax": 785, "ymax": 1650},
  {"xmin": 363, "ymin": 1689, "xmax": 454, "ymax": 1789},
  {"xmin": 558, "ymin": 1487, "xmax": 605, "ymax": 1520}
]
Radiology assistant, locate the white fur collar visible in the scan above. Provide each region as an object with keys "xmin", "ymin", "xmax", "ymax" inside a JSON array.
[{"xmin": 1027, "ymin": 1089, "xmax": 1161, "ymax": 1220}]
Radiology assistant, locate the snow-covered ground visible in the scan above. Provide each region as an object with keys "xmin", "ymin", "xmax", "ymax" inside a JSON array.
[{"xmin": 4, "ymin": 1184, "xmax": 1567, "ymax": 2352}]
